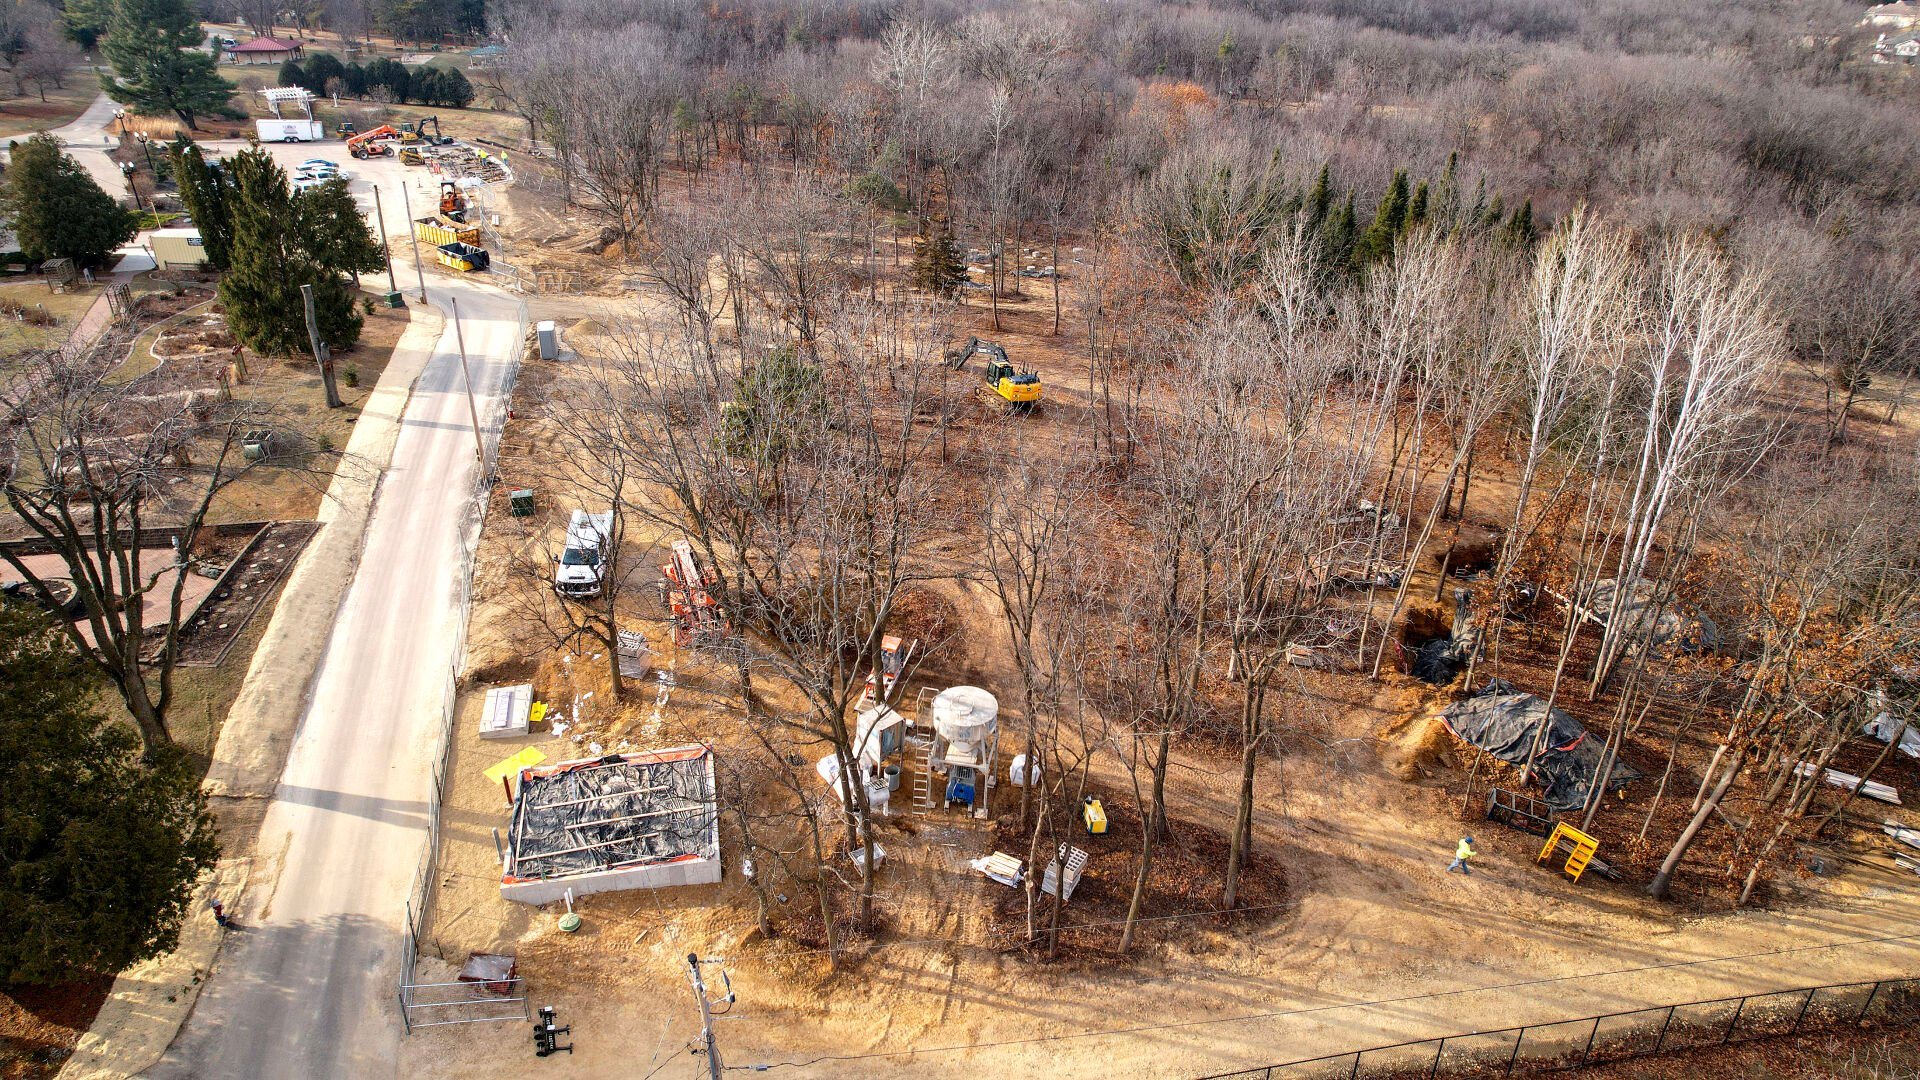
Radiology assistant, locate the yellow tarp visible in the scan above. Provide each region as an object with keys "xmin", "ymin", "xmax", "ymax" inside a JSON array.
[
  {"xmin": 528, "ymin": 702, "xmax": 547, "ymax": 729},
  {"xmin": 484, "ymin": 747, "xmax": 546, "ymax": 786}
]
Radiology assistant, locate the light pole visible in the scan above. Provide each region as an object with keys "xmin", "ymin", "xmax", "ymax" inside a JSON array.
[
  {"xmin": 134, "ymin": 132, "xmax": 157, "ymax": 184},
  {"xmin": 120, "ymin": 161, "xmax": 144, "ymax": 212}
]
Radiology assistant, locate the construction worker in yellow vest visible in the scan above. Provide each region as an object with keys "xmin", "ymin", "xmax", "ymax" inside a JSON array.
[{"xmin": 1447, "ymin": 836, "xmax": 1477, "ymax": 875}]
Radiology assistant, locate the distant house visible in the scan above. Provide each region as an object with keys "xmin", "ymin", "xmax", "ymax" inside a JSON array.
[
  {"xmin": 1864, "ymin": 2, "xmax": 1920, "ymax": 28},
  {"xmin": 467, "ymin": 44, "xmax": 507, "ymax": 67},
  {"xmin": 1873, "ymin": 30, "xmax": 1920, "ymax": 61},
  {"xmin": 223, "ymin": 37, "xmax": 305, "ymax": 65}
]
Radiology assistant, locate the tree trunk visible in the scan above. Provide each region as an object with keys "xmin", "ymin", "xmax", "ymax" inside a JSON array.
[
  {"xmin": 1223, "ymin": 681, "xmax": 1263, "ymax": 908},
  {"xmin": 1648, "ymin": 747, "xmax": 1745, "ymax": 900}
]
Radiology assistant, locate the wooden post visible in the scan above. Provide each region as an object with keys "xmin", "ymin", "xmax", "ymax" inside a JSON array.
[{"xmin": 300, "ymin": 283, "xmax": 343, "ymax": 408}]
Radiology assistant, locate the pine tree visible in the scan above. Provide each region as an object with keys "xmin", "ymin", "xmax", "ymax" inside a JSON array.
[
  {"xmin": 1408, "ymin": 180, "xmax": 1430, "ymax": 228},
  {"xmin": 0, "ymin": 604, "xmax": 218, "ymax": 983},
  {"xmin": 1502, "ymin": 199, "xmax": 1537, "ymax": 248},
  {"xmin": 1319, "ymin": 193, "xmax": 1357, "ymax": 274},
  {"xmin": 1305, "ymin": 162, "xmax": 1333, "ymax": 234},
  {"xmin": 219, "ymin": 150, "xmax": 362, "ymax": 360},
  {"xmin": 0, "ymin": 134, "xmax": 138, "ymax": 269},
  {"xmin": 61, "ymin": 0, "xmax": 111, "ymax": 48},
  {"xmin": 911, "ymin": 225, "xmax": 968, "ymax": 295},
  {"xmin": 277, "ymin": 58, "xmax": 307, "ymax": 93},
  {"xmin": 1356, "ymin": 168, "xmax": 1410, "ymax": 264},
  {"xmin": 168, "ymin": 138, "xmax": 233, "ymax": 270},
  {"xmin": 439, "ymin": 67, "xmax": 473, "ymax": 108},
  {"xmin": 303, "ymin": 52, "xmax": 346, "ymax": 98},
  {"xmin": 293, "ymin": 178, "xmax": 385, "ymax": 286},
  {"xmin": 101, "ymin": 0, "xmax": 233, "ymax": 130}
]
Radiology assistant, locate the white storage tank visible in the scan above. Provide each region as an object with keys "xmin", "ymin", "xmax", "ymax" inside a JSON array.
[{"xmin": 931, "ymin": 685, "xmax": 997, "ymax": 768}]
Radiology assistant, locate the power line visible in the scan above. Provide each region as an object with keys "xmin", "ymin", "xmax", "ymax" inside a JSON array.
[{"xmin": 728, "ymin": 927, "xmax": 1920, "ymax": 1072}]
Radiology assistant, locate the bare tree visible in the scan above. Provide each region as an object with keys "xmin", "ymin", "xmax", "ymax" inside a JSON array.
[{"xmin": 1, "ymin": 337, "xmax": 286, "ymax": 761}]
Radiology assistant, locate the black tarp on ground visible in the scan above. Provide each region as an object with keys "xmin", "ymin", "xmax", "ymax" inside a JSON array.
[{"xmin": 1440, "ymin": 681, "xmax": 1642, "ymax": 811}]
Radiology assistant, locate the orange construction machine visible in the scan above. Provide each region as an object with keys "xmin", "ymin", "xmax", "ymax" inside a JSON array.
[
  {"xmin": 346, "ymin": 125, "xmax": 399, "ymax": 158},
  {"xmin": 660, "ymin": 540, "xmax": 727, "ymax": 647}
]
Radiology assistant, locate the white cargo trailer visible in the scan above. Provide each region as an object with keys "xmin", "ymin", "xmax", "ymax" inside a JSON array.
[{"xmin": 256, "ymin": 118, "xmax": 324, "ymax": 142}]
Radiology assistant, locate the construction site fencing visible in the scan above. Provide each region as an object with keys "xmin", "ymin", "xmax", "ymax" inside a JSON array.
[
  {"xmin": 1196, "ymin": 976, "xmax": 1920, "ymax": 1079},
  {"xmin": 398, "ymin": 299, "xmax": 530, "ymax": 1032}
]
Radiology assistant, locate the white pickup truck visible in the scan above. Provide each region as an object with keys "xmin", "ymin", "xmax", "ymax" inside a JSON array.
[
  {"xmin": 256, "ymin": 118, "xmax": 325, "ymax": 142},
  {"xmin": 553, "ymin": 510, "xmax": 613, "ymax": 598}
]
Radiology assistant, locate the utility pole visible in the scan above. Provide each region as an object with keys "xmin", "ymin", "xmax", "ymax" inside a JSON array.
[
  {"xmin": 447, "ymin": 296, "xmax": 486, "ymax": 462},
  {"xmin": 402, "ymin": 182, "xmax": 428, "ymax": 302},
  {"xmin": 686, "ymin": 953, "xmax": 729, "ymax": 1080},
  {"xmin": 371, "ymin": 185, "xmax": 399, "ymax": 298},
  {"xmin": 300, "ymin": 283, "xmax": 343, "ymax": 408}
]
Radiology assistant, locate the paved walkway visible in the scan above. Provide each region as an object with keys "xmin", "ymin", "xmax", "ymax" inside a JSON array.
[{"xmin": 55, "ymin": 298, "xmax": 448, "ymax": 1080}]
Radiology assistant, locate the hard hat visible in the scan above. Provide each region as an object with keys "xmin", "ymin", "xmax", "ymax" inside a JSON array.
[{"xmin": 1464, "ymin": 836, "xmax": 1474, "ymax": 844}]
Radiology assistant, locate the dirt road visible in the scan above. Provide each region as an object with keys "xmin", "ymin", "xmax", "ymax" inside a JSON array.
[{"xmin": 142, "ymin": 150, "xmax": 525, "ymax": 1077}]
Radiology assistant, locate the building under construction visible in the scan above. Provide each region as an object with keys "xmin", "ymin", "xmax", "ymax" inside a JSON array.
[{"xmin": 500, "ymin": 746, "xmax": 721, "ymax": 905}]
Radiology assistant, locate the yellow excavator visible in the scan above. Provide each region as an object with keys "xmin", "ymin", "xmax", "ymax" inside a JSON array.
[{"xmin": 945, "ymin": 337, "xmax": 1040, "ymax": 411}]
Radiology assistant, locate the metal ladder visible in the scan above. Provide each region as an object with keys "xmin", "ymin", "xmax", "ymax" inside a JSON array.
[{"xmin": 911, "ymin": 740, "xmax": 934, "ymax": 816}]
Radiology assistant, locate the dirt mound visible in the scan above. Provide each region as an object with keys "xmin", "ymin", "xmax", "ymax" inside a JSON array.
[{"xmin": 1378, "ymin": 686, "xmax": 1459, "ymax": 780}]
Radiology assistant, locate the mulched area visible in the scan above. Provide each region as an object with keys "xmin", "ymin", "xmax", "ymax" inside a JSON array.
[
  {"xmin": 177, "ymin": 521, "xmax": 320, "ymax": 665},
  {"xmin": 0, "ymin": 977, "xmax": 112, "ymax": 1080}
]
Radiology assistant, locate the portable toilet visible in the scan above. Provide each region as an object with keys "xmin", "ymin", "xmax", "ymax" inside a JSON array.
[
  {"xmin": 536, "ymin": 320, "xmax": 559, "ymax": 360},
  {"xmin": 853, "ymin": 704, "xmax": 907, "ymax": 770}
]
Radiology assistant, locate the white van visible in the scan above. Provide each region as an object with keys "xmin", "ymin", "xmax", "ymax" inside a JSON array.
[{"xmin": 553, "ymin": 510, "xmax": 613, "ymax": 598}]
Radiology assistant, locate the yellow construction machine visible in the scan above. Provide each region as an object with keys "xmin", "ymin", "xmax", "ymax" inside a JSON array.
[{"xmin": 945, "ymin": 337, "xmax": 1040, "ymax": 411}]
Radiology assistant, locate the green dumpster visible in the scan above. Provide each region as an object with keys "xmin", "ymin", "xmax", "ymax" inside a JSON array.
[{"xmin": 384, "ymin": 291, "xmax": 405, "ymax": 308}]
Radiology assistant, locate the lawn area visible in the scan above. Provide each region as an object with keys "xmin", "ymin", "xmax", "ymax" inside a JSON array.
[
  {"xmin": 0, "ymin": 70, "xmax": 99, "ymax": 141},
  {"xmin": 208, "ymin": 294, "xmax": 413, "ymax": 523},
  {"xmin": 0, "ymin": 281, "xmax": 100, "ymax": 355}
]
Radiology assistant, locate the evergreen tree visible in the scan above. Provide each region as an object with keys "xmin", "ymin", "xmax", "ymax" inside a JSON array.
[
  {"xmin": 277, "ymin": 58, "xmax": 307, "ymax": 92},
  {"xmin": 293, "ymin": 178, "xmax": 385, "ymax": 286},
  {"xmin": 439, "ymin": 67, "xmax": 473, "ymax": 108},
  {"xmin": 364, "ymin": 57, "xmax": 409, "ymax": 103},
  {"xmin": 219, "ymin": 150, "xmax": 362, "ymax": 359},
  {"xmin": 1356, "ymin": 168, "xmax": 1410, "ymax": 264},
  {"xmin": 910, "ymin": 225, "xmax": 968, "ymax": 295},
  {"xmin": 1408, "ymin": 180, "xmax": 1430, "ymax": 228},
  {"xmin": 0, "ymin": 604, "xmax": 218, "ymax": 983},
  {"xmin": 0, "ymin": 134, "xmax": 138, "ymax": 270},
  {"xmin": 1305, "ymin": 162, "xmax": 1332, "ymax": 234},
  {"xmin": 1434, "ymin": 151, "xmax": 1461, "ymax": 231},
  {"xmin": 61, "ymin": 0, "xmax": 111, "ymax": 48},
  {"xmin": 343, "ymin": 61, "xmax": 367, "ymax": 97},
  {"xmin": 169, "ymin": 138, "xmax": 233, "ymax": 270},
  {"xmin": 303, "ymin": 52, "xmax": 346, "ymax": 97},
  {"xmin": 101, "ymin": 0, "xmax": 233, "ymax": 130},
  {"xmin": 1502, "ymin": 199, "xmax": 1537, "ymax": 248},
  {"xmin": 410, "ymin": 66, "xmax": 444, "ymax": 105},
  {"xmin": 1319, "ymin": 193, "xmax": 1357, "ymax": 274}
]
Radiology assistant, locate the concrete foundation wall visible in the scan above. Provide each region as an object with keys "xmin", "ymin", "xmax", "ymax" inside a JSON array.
[{"xmin": 500, "ymin": 855, "xmax": 721, "ymax": 906}]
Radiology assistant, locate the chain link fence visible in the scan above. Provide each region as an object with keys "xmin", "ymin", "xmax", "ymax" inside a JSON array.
[
  {"xmin": 397, "ymin": 298, "xmax": 529, "ymax": 1031},
  {"xmin": 1199, "ymin": 976, "xmax": 1920, "ymax": 1079}
]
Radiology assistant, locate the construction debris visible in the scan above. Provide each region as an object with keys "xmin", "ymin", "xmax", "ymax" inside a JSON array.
[
  {"xmin": 971, "ymin": 851, "xmax": 1024, "ymax": 888},
  {"xmin": 501, "ymin": 746, "xmax": 720, "ymax": 905},
  {"xmin": 1566, "ymin": 577, "xmax": 1721, "ymax": 652},
  {"xmin": 1793, "ymin": 762, "xmax": 1901, "ymax": 805},
  {"xmin": 1864, "ymin": 712, "xmax": 1920, "ymax": 760}
]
